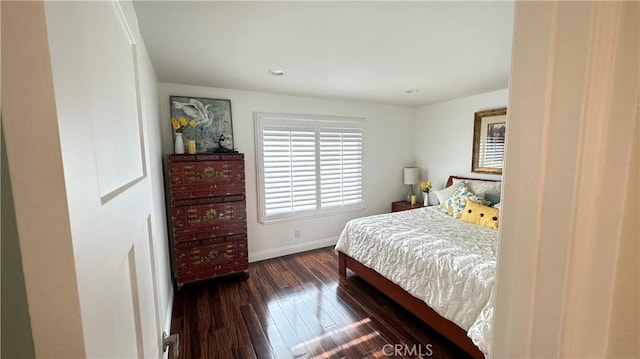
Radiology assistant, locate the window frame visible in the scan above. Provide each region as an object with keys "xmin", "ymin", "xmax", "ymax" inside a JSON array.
[{"xmin": 254, "ymin": 112, "xmax": 365, "ymax": 224}]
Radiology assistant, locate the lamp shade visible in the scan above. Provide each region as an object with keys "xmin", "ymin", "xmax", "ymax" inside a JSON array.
[{"xmin": 403, "ymin": 167, "xmax": 419, "ymax": 185}]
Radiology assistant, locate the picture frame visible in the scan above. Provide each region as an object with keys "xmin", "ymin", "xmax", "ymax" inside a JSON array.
[
  {"xmin": 170, "ymin": 96, "xmax": 234, "ymax": 153},
  {"xmin": 472, "ymin": 107, "xmax": 507, "ymax": 174}
]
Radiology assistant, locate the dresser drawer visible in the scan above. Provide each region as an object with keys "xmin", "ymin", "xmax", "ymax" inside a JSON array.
[
  {"xmin": 173, "ymin": 225, "xmax": 247, "ymax": 243},
  {"xmin": 171, "ymin": 201, "xmax": 246, "ymax": 234},
  {"xmin": 171, "ymin": 193, "xmax": 245, "ymax": 207},
  {"xmin": 168, "ymin": 161, "xmax": 245, "ymax": 201},
  {"xmin": 174, "ymin": 233, "xmax": 247, "ymax": 248},
  {"xmin": 174, "ymin": 242, "xmax": 248, "ymax": 278},
  {"xmin": 176, "ymin": 263, "xmax": 248, "ymax": 286},
  {"xmin": 169, "ymin": 182, "xmax": 246, "ymax": 203}
]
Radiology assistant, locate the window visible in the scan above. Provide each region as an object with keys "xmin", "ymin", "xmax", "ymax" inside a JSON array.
[{"xmin": 255, "ymin": 113, "xmax": 364, "ymax": 223}]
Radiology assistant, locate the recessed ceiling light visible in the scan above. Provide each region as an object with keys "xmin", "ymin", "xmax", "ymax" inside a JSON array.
[
  {"xmin": 405, "ymin": 89, "xmax": 419, "ymax": 94},
  {"xmin": 268, "ymin": 69, "xmax": 285, "ymax": 76}
]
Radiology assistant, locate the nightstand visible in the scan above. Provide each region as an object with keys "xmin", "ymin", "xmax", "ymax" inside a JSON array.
[{"xmin": 391, "ymin": 201, "xmax": 425, "ymax": 212}]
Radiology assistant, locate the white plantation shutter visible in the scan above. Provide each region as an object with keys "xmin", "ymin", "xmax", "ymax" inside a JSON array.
[
  {"xmin": 255, "ymin": 113, "xmax": 364, "ymax": 223},
  {"xmin": 262, "ymin": 125, "xmax": 317, "ymax": 219},
  {"xmin": 319, "ymin": 127, "xmax": 363, "ymax": 211}
]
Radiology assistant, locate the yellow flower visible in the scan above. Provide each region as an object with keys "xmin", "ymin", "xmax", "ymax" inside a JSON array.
[
  {"xmin": 172, "ymin": 116, "xmax": 197, "ymax": 134},
  {"xmin": 420, "ymin": 180, "xmax": 432, "ymax": 193}
]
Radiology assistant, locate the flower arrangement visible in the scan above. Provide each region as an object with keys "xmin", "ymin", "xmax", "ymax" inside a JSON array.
[
  {"xmin": 171, "ymin": 116, "xmax": 197, "ymax": 133},
  {"xmin": 420, "ymin": 180, "xmax": 432, "ymax": 194}
]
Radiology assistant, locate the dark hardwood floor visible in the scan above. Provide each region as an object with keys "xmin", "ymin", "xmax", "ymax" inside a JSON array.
[{"xmin": 170, "ymin": 247, "xmax": 470, "ymax": 359}]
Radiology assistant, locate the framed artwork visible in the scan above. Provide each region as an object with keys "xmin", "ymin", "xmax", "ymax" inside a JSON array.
[
  {"xmin": 170, "ymin": 96, "xmax": 234, "ymax": 153},
  {"xmin": 472, "ymin": 107, "xmax": 507, "ymax": 174}
]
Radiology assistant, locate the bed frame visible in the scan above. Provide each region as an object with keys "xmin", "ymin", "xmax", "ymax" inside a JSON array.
[{"xmin": 337, "ymin": 175, "xmax": 501, "ymax": 359}]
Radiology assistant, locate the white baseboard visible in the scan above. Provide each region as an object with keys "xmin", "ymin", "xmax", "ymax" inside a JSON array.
[
  {"xmin": 161, "ymin": 287, "xmax": 174, "ymax": 359},
  {"xmin": 163, "ymin": 287, "xmax": 174, "ymax": 332},
  {"xmin": 249, "ymin": 236, "xmax": 338, "ymax": 262}
]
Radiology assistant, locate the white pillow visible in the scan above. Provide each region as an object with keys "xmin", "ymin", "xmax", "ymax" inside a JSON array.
[
  {"xmin": 452, "ymin": 178, "xmax": 501, "ymax": 197},
  {"xmin": 434, "ymin": 181, "xmax": 463, "ymax": 204}
]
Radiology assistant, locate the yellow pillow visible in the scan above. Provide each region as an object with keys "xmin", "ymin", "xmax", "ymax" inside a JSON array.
[{"xmin": 460, "ymin": 200, "xmax": 500, "ymax": 229}]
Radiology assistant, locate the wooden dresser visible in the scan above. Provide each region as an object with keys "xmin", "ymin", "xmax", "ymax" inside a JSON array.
[{"xmin": 166, "ymin": 153, "xmax": 248, "ymax": 288}]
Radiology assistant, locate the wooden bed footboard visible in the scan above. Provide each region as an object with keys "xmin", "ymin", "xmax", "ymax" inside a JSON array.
[{"xmin": 338, "ymin": 251, "xmax": 484, "ymax": 359}]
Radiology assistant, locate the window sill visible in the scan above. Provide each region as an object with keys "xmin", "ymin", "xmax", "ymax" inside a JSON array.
[{"xmin": 259, "ymin": 206, "xmax": 365, "ymax": 225}]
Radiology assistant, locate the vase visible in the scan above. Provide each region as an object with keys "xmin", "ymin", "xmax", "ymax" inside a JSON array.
[
  {"xmin": 174, "ymin": 133, "xmax": 184, "ymax": 154},
  {"xmin": 424, "ymin": 193, "xmax": 430, "ymax": 206}
]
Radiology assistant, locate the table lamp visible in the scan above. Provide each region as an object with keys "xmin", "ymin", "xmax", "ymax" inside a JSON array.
[{"xmin": 403, "ymin": 167, "xmax": 419, "ymax": 203}]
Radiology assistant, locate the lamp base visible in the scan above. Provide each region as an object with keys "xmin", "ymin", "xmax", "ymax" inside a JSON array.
[{"xmin": 406, "ymin": 185, "xmax": 414, "ymax": 202}]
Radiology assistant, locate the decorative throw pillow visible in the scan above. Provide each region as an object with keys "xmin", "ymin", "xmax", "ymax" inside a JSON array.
[
  {"xmin": 433, "ymin": 181, "xmax": 463, "ymax": 205},
  {"xmin": 461, "ymin": 200, "xmax": 500, "ymax": 229},
  {"xmin": 484, "ymin": 193, "xmax": 501, "ymax": 206},
  {"xmin": 439, "ymin": 183, "xmax": 490, "ymax": 218},
  {"xmin": 452, "ymin": 178, "xmax": 502, "ymax": 198}
]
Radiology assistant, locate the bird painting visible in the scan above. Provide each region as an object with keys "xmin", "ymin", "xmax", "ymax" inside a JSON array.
[
  {"xmin": 172, "ymin": 98, "xmax": 213, "ymax": 129},
  {"xmin": 170, "ymin": 96, "xmax": 234, "ymax": 152}
]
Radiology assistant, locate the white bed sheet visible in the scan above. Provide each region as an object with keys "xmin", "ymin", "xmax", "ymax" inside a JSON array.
[{"xmin": 335, "ymin": 206, "xmax": 497, "ymax": 357}]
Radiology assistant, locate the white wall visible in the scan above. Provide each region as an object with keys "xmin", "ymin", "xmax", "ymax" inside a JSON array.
[
  {"xmin": 413, "ymin": 89, "xmax": 508, "ymax": 199},
  {"xmin": 159, "ymin": 83, "xmax": 415, "ymax": 261}
]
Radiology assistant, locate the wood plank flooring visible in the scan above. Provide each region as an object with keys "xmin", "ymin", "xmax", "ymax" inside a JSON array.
[{"xmin": 170, "ymin": 247, "xmax": 470, "ymax": 359}]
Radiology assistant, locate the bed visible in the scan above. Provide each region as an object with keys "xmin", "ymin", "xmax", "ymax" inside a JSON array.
[{"xmin": 335, "ymin": 176, "xmax": 500, "ymax": 359}]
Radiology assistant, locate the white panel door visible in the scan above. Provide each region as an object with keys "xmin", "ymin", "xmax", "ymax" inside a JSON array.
[{"xmin": 44, "ymin": 1, "xmax": 163, "ymax": 357}]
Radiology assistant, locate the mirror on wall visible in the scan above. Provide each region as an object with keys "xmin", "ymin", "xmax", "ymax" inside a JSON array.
[{"xmin": 472, "ymin": 107, "xmax": 507, "ymax": 174}]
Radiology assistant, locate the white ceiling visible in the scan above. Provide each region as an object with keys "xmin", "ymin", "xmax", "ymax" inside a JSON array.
[{"xmin": 133, "ymin": 1, "xmax": 514, "ymax": 106}]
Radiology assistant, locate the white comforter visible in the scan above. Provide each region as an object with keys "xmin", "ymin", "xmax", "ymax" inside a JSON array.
[{"xmin": 335, "ymin": 206, "xmax": 497, "ymax": 357}]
